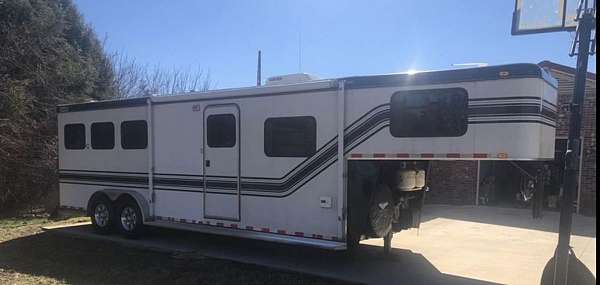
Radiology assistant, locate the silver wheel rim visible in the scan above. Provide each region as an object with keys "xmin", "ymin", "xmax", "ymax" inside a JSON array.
[
  {"xmin": 94, "ymin": 203, "xmax": 110, "ymax": 227},
  {"xmin": 120, "ymin": 206, "xmax": 137, "ymax": 232}
]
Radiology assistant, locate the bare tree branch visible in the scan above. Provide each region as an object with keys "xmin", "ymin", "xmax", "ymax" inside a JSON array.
[{"xmin": 108, "ymin": 51, "xmax": 212, "ymax": 98}]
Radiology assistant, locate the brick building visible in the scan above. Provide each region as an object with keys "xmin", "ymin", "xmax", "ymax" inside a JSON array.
[{"xmin": 426, "ymin": 61, "xmax": 596, "ymax": 216}]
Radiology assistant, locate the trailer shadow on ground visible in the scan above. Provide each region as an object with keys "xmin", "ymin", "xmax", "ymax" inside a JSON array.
[
  {"xmin": 0, "ymin": 223, "xmax": 501, "ymax": 285},
  {"xmin": 419, "ymin": 204, "xmax": 596, "ymax": 237},
  {"xmin": 0, "ymin": 230, "xmax": 349, "ymax": 285}
]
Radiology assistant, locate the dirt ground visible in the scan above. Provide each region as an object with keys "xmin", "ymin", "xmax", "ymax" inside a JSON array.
[{"xmin": 0, "ymin": 214, "xmax": 349, "ymax": 285}]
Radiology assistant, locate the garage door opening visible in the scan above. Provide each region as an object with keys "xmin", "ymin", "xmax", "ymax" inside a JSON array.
[{"xmin": 477, "ymin": 138, "xmax": 580, "ymax": 211}]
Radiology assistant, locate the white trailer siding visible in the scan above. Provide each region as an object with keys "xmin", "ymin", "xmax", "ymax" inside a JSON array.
[
  {"xmin": 151, "ymin": 89, "xmax": 341, "ymax": 239},
  {"xmin": 59, "ymin": 106, "xmax": 149, "ymax": 210},
  {"xmin": 57, "ymin": 63, "xmax": 558, "ymax": 248},
  {"xmin": 346, "ymin": 78, "xmax": 556, "ymax": 159}
]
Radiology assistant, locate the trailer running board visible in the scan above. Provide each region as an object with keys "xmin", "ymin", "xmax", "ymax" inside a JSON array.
[{"xmin": 146, "ymin": 221, "xmax": 347, "ymax": 250}]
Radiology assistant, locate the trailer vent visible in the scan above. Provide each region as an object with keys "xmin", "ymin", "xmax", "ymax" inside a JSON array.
[{"xmin": 265, "ymin": 73, "xmax": 319, "ymax": 86}]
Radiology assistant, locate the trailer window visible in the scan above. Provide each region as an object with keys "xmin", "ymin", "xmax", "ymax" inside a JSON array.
[
  {"xmin": 121, "ymin": 120, "xmax": 148, "ymax": 149},
  {"xmin": 64, "ymin": 124, "xmax": 86, "ymax": 149},
  {"xmin": 207, "ymin": 114, "xmax": 236, "ymax": 147},
  {"xmin": 91, "ymin": 122, "xmax": 115, "ymax": 149},
  {"xmin": 264, "ymin": 116, "xmax": 316, "ymax": 157},
  {"xmin": 390, "ymin": 88, "xmax": 468, "ymax": 137}
]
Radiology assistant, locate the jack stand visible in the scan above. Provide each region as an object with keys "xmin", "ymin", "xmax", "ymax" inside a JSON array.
[
  {"xmin": 533, "ymin": 166, "xmax": 547, "ymax": 219},
  {"xmin": 383, "ymin": 232, "xmax": 393, "ymax": 254}
]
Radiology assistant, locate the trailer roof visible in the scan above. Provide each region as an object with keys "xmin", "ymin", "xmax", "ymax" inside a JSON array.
[{"xmin": 57, "ymin": 63, "xmax": 556, "ymax": 113}]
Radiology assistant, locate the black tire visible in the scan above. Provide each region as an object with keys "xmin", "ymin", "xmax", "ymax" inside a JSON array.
[
  {"xmin": 115, "ymin": 197, "xmax": 144, "ymax": 239},
  {"xmin": 346, "ymin": 208, "xmax": 362, "ymax": 250},
  {"xmin": 89, "ymin": 194, "xmax": 114, "ymax": 234},
  {"xmin": 346, "ymin": 233, "xmax": 361, "ymax": 250}
]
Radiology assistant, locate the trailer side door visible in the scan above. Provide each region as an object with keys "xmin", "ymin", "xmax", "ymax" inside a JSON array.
[{"xmin": 203, "ymin": 104, "xmax": 240, "ymax": 221}]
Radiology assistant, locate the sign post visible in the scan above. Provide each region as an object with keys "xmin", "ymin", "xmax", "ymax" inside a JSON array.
[{"xmin": 512, "ymin": 0, "xmax": 596, "ymax": 284}]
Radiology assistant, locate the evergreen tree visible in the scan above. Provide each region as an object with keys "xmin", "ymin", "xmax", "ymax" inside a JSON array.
[{"xmin": 0, "ymin": 0, "xmax": 115, "ymax": 211}]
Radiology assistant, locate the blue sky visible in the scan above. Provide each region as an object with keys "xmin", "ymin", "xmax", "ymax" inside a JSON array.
[{"xmin": 75, "ymin": 0, "xmax": 596, "ymax": 89}]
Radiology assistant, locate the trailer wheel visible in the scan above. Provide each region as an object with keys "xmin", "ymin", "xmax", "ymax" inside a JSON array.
[
  {"xmin": 115, "ymin": 196, "xmax": 144, "ymax": 239},
  {"xmin": 346, "ymin": 232, "xmax": 361, "ymax": 249},
  {"xmin": 89, "ymin": 194, "xmax": 114, "ymax": 234}
]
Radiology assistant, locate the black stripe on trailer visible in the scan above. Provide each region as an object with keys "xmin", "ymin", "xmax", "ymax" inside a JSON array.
[
  {"xmin": 59, "ymin": 169, "xmax": 148, "ymax": 175},
  {"xmin": 468, "ymin": 96, "xmax": 558, "ymax": 108},
  {"xmin": 541, "ymin": 106, "xmax": 558, "ymax": 120},
  {"xmin": 57, "ymin": 97, "xmax": 148, "ymax": 113},
  {"xmin": 59, "ymin": 173, "xmax": 149, "ymax": 185},
  {"xmin": 468, "ymin": 104, "xmax": 558, "ymax": 121},
  {"xmin": 59, "ymin": 181, "xmax": 238, "ymax": 195},
  {"xmin": 342, "ymin": 63, "xmax": 557, "ymax": 90},
  {"xmin": 154, "ymin": 177, "xmax": 204, "ymax": 188},
  {"xmin": 241, "ymin": 159, "xmax": 340, "ymax": 198},
  {"xmin": 58, "ymin": 98, "xmax": 558, "ymax": 196},
  {"xmin": 59, "ymin": 181, "xmax": 149, "ymax": 189},
  {"xmin": 469, "ymin": 119, "xmax": 556, "ymax": 128},
  {"xmin": 240, "ymin": 144, "xmax": 338, "ymax": 192}
]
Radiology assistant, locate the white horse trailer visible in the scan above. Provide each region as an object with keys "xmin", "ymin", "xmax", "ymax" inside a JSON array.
[{"xmin": 57, "ymin": 63, "xmax": 557, "ymax": 250}]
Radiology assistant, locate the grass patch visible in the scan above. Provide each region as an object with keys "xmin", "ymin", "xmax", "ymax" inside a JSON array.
[
  {"xmin": 0, "ymin": 214, "xmax": 350, "ymax": 285},
  {"xmin": 0, "ymin": 213, "xmax": 88, "ymax": 243}
]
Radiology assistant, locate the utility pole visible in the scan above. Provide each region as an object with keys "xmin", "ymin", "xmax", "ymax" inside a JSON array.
[
  {"xmin": 298, "ymin": 31, "xmax": 302, "ymax": 72},
  {"xmin": 257, "ymin": 50, "xmax": 262, "ymax": 86}
]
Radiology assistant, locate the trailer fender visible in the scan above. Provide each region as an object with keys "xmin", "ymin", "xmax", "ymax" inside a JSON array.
[{"xmin": 90, "ymin": 189, "xmax": 150, "ymax": 222}]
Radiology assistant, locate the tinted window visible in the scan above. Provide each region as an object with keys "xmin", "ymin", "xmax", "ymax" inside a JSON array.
[
  {"xmin": 265, "ymin": 116, "xmax": 316, "ymax": 157},
  {"xmin": 64, "ymin": 124, "xmax": 86, "ymax": 149},
  {"xmin": 91, "ymin": 122, "xmax": 115, "ymax": 149},
  {"xmin": 390, "ymin": 88, "xmax": 468, "ymax": 137},
  {"xmin": 121, "ymin": 120, "xmax": 148, "ymax": 149},
  {"xmin": 207, "ymin": 114, "xmax": 236, "ymax": 147}
]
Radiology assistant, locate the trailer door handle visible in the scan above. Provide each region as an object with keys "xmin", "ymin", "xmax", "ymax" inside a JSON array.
[{"xmin": 205, "ymin": 160, "xmax": 210, "ymax": 167}]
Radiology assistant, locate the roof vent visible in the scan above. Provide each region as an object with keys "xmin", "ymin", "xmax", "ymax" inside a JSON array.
[{"xmin": 265, "ymin": 73, "xmax": 319, "ymax": 86}]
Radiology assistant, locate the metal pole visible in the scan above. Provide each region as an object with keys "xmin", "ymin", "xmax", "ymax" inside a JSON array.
[
  {"xmin": 146, "ymin": 97, "xmax": 155, "ymax": 216},
  {"xmin": 337, "ymin": 80, "xmax": 347, "ymax": 241},
  {"xmin": 533, "ymin": 167, "xmax": 545, "ymax": 219},
  {"xmin": 475, "ymin": 161, "xmax": 481, "ymax": 206},
  {"xmin": 552, "ymin": 7, "xmax": 594, "ymax": 285},
  {"xmin": 257, "ymin": 50, "xmax": 262, "ymax": 86},
  {"xmin": 576, "ymin": 137, "xmax": 584, "ymax": 214}
]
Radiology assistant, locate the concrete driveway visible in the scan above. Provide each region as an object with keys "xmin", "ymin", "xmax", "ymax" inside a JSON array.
[
  {"xmin": 364, "ymin": 205, "xmax": 596, "ymax": 285},
  {"xmin": 46, "ymin": 205, "xmax": 596, "ymax": 285}
]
